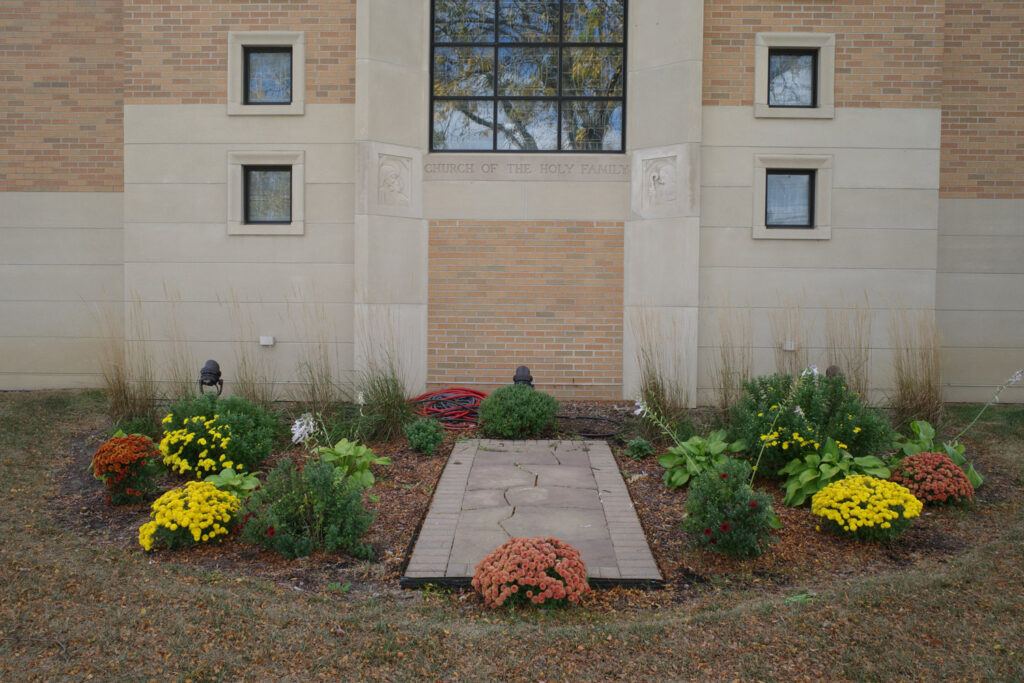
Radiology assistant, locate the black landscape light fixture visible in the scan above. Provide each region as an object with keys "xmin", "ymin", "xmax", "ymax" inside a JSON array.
[
  {"xmin": 199, "ymin": 360, "xmax": 223, "ymax": 396},
  {"xmin": 513, "ymin": 366, "xmax": 534, "ymax": 388}
]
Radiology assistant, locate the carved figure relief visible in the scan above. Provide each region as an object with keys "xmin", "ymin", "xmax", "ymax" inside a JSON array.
[
  {"xmin": 642, "ymin": 156, "xmax": 677, "ymax": 210},
  {"xmin": 377, "ymin": 154, "xmax": 411, "ymax": 207}
]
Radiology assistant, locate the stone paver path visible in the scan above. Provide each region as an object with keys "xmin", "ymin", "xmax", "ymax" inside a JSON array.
[{"xmin": 401, "ymin": 439, "xmax": 662, "ymax": 587}]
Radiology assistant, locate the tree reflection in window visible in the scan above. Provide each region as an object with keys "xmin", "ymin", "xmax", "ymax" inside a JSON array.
[
  {"xmin": 244, "ymin": 166, "xmax": 292, "ymax": 224},
  {"xmin": 431, "ymin": 0, "xmax": 625, "ymax": 151},
  {"xmin": 768, "ymin": 49, "xmax": 817, "ymax": 108}
]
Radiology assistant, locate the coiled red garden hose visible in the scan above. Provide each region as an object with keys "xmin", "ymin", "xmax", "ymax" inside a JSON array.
[{"xmin": 408, "ymin": 387, "xmax": 489, "ymax": 430}]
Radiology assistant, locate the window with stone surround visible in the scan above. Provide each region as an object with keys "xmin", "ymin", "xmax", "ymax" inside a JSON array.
[
  {"xmin": 430, "ymin": 0, "xmax": 626, "ymax": 152},
  {"xmin": 754, "ymin": 33, "xmax": 834, "ymax": 119},
  {"xmin": 228, "ymin": 32, "xmax": 305, "ymax": 116},
  {"xmin": 228, "ymin": 151, "xmax": 305, "ymax": 235},
  {"xmin": 753, "ymin": 155, "xmax": 832, "ymax": 240}
]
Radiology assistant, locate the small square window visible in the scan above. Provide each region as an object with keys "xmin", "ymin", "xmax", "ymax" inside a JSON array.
[
  {"xmin": 244, "ymin": 47, "xmax": 292, "ymax": 105},
  {"xmin": 768, "ymin": 49, "xmax": 817, "ymax": 108},
  {"xmin": 765, "ymin": 170, "xmax": 815, "ymax": 228},
  {"xmin": 244, "ymin": 166, "xmax": 292, "ymax": 224}
]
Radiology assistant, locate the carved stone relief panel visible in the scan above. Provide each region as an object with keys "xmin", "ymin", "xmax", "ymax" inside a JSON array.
[
  {"xmin": 642, "ymin": 156, "xmax": 678, "ymax": 211},
  {"xmin": 378, "ymin": 154, "xmax": 411, "ymax": 208}
]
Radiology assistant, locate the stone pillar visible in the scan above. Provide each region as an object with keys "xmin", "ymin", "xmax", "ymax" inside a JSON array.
[{"xmin": 623, "ymin": 1, "xmax": 705, "ymax": 404}]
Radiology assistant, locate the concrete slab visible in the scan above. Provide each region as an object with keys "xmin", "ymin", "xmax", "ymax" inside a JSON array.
[{"xmin": 401, "ymin": 439, "xmax": 663, "ymax": 589}]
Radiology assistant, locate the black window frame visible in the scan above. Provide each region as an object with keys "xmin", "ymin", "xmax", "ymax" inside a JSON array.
[
  {"xmin": 243, "ymin": 165, "xmax": 292, "ymax": 225},
  {"xmin": 767, "ymin": 48, "xmax": 818, "ymax": 109},
  {"xmin": 243, "ymin": 46, "xmax": 293, "ymax": 105},
  {"xmin": 429, "ymin": 0, "xmax": 627, "ymax": 153},
  {"xmin": 765, "ymin": 169, "xmax": 816, "ymax": 228}
]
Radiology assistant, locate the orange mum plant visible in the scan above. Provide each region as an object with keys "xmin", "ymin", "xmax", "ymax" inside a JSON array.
[
  {"xmin": 472, "ymin": 537, "xmax": 590, "ymax": 609},
  {"xmin": 91, "ymin": 434, "xmax": 162, "ymax": 505},
  {"xmin": 890, "ymin": 451, "xmax": 974, "ymax": 505}
]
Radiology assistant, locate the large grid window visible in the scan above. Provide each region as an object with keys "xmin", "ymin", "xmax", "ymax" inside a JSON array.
[{"xmin": 431, "ymin": 0, "xmax": 626, "ymax": 152}]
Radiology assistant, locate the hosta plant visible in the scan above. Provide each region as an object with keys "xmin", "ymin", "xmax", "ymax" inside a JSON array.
[
  {"xmin": 778, "ymin": 438, "xmax": 891, "ymax": 507},
  {"xmin": 891, "ymin": 420, "xmax": 983, "ymax": 489},
  {"xmin": 138, "ymin": 481, "xmax": 240, "ymax": 551},
  {"xmin": 315, "ymin": 437, "xmax": 391, "ymax": 489},
  {"xmin": 204, "ymin": 467, "xmax": 262, "ymax": 497},
  {"xmin": 91, "ymin": 434, "xmax": 162, "ymax": 505},
  {"xmin": 657, "ymin": 430, "xmax": 744, "ymax": 489},
  {"xmin": 625, "ymin": 437, "xmax": 656, "ymax": 461},
  {"xmin": 682, "ymin": 458, "xmax": 779, "ymax": 558},
  {"xmin": 890, "ymin": 451, "xmax": 974, "ymax": 505},
  {"xmin": 472, "ymin": 537, "xmax": 590, "ymax": 609},
  {"xmin": 811, "ymin": 475, "xmax": 922, "ymax": 542}
]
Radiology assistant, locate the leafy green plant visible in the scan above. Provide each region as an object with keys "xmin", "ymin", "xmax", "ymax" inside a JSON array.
[
  {"xmin": 682, "ymin": 458, "xmax": 779, "ymax": 558},
  {"xmin": 239, "ymin": 458, "xmax": 374, "ymax": 560},
  {"xmin": 625, "ymin": 437, "xmax": 655, "ymax": 461},
  {"xmin": 891, "ymin": 420, "xmax": 983, "ymax": 489},
  {"xmin": 778, "ymin": 438, "xmax": 891, "ymax": 507},
  {"xmin": 731, "ymin": 372, "xmax": 892, "ymax": 478},
  {"xmin": 657, "ymin": 430, "xmax": 744, "ymax": 489},
  {"xmin": 403, "ymin": 417, "xmax": 446, "ymax": 455},
  {"xmin": 478, "ymin": 385, "xmax": 558, "ymax": 439},
  {"xmin": 204, "ymin": 467, "xmax": 262, "ymax": 497},
  {"xmin": 315, "ymin": 438, "xmax": 391, "ymax": 489}
]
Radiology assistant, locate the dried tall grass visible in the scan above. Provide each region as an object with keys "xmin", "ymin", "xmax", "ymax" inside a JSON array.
[
  {"xmin": 161, "ymin": 285, "xmax": 195, "ymax": 403},
  {"xmin": 631, "ymin": 307, "xmax": 690, "ymax": 437},
  {"xmin": 226, "ymin": 291, "xmax": 277, "ymax": 409},
  {"xmin": 354, "ymin": 311, "xmax": 411, "ymax": 442},
  {"xmin": 825, "ymin": 295, "xmax": 872, "ymax": 400},
  {"xmin": 289, "ymin": 295, "xmax": 347, "ymax": 415},
  {"xmin": 769, "ymin": 297, "xmax": 807, "ymax": 378},
  {"xmin": 95, "ymin": 297, "xmax": 157, "ymax": 423},
  {"xmin": 711, "ymin": 306, "xmax": 752, "ymax": 414},
  {"xmin": 889, "ymin": 307, "xmax": 943, "ymax": 427}
]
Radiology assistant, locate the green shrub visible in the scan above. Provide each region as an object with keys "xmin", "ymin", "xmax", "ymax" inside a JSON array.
[
  {"xmin": 478, "ymin": 385, "xmax": 558, "ymax": 439},
  {"xmin": 404, "ymin": 418, "xmax": 446, "ymax": 455},
  {"xmin": 160, "ymin": 394, "xmax": 281, "ymax": 476},
  {"xmin": 239, "ymin": 458, "xmax": 374, "ymax": 560},
  {"xmin": 682, "ymin": 458, "xmax": 777, "ymax": 558},
  {"xmin": 731, "ymin": 372, "xmax": 892, "ymax": 478},
  {"xmin": 624, "ymin": 437, "xmax": 655, "ymax": 461}
]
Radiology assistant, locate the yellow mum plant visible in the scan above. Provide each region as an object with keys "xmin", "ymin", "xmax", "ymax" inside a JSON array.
[
  {"xmin": 811, "ymin": 475, "xmax": 922, "ymax": 541},
  {"xmin": 159, "ymin": 414, "xmax": 235, "ymax": 477},
  {"xmin": 138, "ymin": 481, "xmax": 240, "ymax": 551}
]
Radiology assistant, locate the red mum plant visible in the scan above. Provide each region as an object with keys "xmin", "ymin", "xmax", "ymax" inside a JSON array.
[
  {"xmin": 91, "ymin": 434, "xmax": 162, "ymax": 505},
  {"xmin": 472, "ymin": 537, "xmax": 590, "ymax": 609},
  {"xmin": 890, "ymin": 451, "xmax": 974, "ymax": 505}
]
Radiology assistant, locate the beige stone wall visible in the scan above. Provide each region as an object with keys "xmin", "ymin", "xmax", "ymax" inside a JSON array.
[
  {"xmin": 937, "ymin": 198, "xmax": 1024, "ymax": 403},
  {"xmin": 697, "ymin": 106, "xmax": 942, "ymax": 405},
  {"xmin": 0, "ymin": 192, "xmax": 123, "ymax": 389},
  {"xmin": 123, "ymin": 104, "xmax": 356, "ymax": 398}
]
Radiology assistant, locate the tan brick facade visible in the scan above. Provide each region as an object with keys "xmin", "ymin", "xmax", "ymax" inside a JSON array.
[
  {"xmin": 427, "ymin": 221, "xmax": 624, "ymax": 400},
  {"xmin": 940, "ymin": 1, "xmax": 1024, "ymax": 199},
  {"xmin": 0, "ymin": 1, "xmax": 123, "ymax": 191},
  {"xmin": 703, "ymin": 0, "xmax": 945, "ymax": 108},
  {"xmin": 123, "ymin": 0, "xmax": 355, "ymax": 104}
]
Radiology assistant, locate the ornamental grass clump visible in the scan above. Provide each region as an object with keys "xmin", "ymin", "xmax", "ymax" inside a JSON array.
[
  {"xmin": 890, "ymin": 451, "xmax": 974, "ymax": 505},
  {"xmin": 138, "ymin": 481, "xmax": 240, "ymax": 551},
  {"xmin": 682, "ymin": 458, "xmax": 777, "ymax": 558},
  {"xmin": 472, "ymin": 537, "xmax": 590, "ymax": 609},
  {"xmin": 91, "ymin": 434, "xmax": 162, "ymax": 505},
  {"xmin": 811, "ymin": 475, "xmax": 922, "ymax": 542}
]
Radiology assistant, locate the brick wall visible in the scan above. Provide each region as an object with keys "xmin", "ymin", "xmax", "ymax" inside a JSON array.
[
  {"xmin": 940, "ymin": 1, "xmax": 1024, "ymax": 199},
  {"xmin": 428, "ymin": 220, "xmax": 624, "ymax": 400},
  {"xmin": 703, "ymin": 0, "xmax": 945, "ymax": 108},
  {"xmin": 123, "ymin": 0, "xmax": 355, "ymax": 104},
  {"xmin": 0, "ymin": 1, "xmax": 123, "ymax": 191}
]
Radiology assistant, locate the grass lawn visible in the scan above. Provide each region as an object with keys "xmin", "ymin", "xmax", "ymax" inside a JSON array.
[{"xmin": 1, "ymin": 390, "xmax": 1022, "ymax": 681}]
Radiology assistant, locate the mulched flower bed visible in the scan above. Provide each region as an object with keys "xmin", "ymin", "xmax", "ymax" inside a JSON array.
[{"xmin": 50, "ymin": 401, "xmax": 1010, "ymax": 609}]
